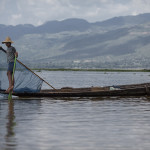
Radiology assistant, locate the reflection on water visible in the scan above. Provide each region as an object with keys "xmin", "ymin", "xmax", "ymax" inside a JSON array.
[
  {"xmin": 0, "ymin": 71, "xmax": 150, "ymax": 150},
  {"xmin": 5, "ymin": 101, "xmax": 17, "ymax": 150},
  {"xmin": 0, "ymin": 100, "xmax": 17, "ymax": 150}
]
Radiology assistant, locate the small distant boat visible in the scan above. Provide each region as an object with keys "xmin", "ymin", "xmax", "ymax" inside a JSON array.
[{"xmin": 2, "ymin": 82, "xmax": 149, "ymax": 98}]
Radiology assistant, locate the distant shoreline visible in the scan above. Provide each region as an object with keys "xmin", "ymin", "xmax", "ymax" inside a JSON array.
[{"xmin": 34, "ymin": 68, "xmax": 150, "ymax": 72}]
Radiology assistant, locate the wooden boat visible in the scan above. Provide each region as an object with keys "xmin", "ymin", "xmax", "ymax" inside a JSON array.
[
  {"xmin": 2, "ymin": 82, "xmax": 149, "ymax": 98},
  {"xmin": 1, "ymin": 48, "xmax": 149, "ymax": 98}
]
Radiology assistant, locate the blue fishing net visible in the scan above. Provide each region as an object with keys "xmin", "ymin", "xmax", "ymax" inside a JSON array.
[
  {"xmin": 0, "ymin": 49, "xmax": 43, "ymax": 93},
  {"xmin": 0, "ymin": 49, "xmax": 8, "ymax": 91}
]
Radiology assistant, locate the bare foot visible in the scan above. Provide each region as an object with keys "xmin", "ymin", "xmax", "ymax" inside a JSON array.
[{"xmin": 5, "ymin": 87, "xmax": 11, "ymax": 93}]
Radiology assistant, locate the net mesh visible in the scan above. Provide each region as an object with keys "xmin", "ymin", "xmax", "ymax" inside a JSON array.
[{"xmin": 0, "ymin": 49, "xmax": 43, "ymax": 93}]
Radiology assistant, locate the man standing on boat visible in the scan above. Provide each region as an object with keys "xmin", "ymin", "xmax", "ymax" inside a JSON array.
[{"xmin": 0, "ymin": 37, "xmax": 18, "ymax": 93}]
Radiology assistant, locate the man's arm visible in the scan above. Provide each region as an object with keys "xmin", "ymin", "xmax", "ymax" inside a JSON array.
[{"xmin": 0, "ymin": 46, "xmax": 6, "ymax": 53}]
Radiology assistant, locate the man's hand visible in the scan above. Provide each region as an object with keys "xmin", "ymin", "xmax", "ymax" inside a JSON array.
[{"xmin": 15, "ymin": 52, "xmax": 18, "ymax": 58}]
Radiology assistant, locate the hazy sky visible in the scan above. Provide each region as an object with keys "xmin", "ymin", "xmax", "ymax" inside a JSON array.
[{"xmin": 1, "ymin": 0, "xmax": 150, "ymax": 26}]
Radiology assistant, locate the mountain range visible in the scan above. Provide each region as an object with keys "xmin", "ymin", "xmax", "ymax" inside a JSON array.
[{"xmin": 1, "ymin": 13, "xmax": 150, "ymax": 69}]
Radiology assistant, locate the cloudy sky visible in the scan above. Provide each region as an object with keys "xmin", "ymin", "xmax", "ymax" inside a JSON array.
[{"xmin": 0, "ymin": 0, "xmax": 150, "ymax": 26}]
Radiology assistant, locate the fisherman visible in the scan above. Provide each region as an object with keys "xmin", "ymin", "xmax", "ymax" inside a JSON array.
[{"xmin": 0, "ymin": 37, "xmax": 18, "ymax": 93}]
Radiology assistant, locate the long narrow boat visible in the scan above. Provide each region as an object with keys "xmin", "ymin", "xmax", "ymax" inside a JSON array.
[
  {"xmin": 1, "ymin": 48, "xmax": 150, "ymax": 98},
  {"xmin": 4, "ymin": 82, "xmax": 150, "ymax": 98}
]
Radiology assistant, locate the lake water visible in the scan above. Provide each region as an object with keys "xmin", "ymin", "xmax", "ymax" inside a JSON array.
[{"xmin": 0, "ymin": 71, "xmax": 150, "ymax": 150}]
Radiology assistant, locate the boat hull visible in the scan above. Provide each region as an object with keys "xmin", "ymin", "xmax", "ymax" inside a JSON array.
[{"xmin": 11, "ymin": 83, "xmax": 150, "ymax": 98}]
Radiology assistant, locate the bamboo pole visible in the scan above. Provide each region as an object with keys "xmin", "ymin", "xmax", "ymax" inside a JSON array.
[
  {"xmin": 17, "ymin": 60, "xmax": 56, "ymax": 89},
  {"xmin": 8, "ymin": 56, "xmax": 17, "ymax": 100}
]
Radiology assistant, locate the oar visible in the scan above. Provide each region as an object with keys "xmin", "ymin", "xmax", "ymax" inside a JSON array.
[{"xmin": 8, "ymin": 56, "xmax": 17, "ymax": 101}]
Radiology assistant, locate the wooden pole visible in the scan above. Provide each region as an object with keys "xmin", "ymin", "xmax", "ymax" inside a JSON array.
[{"xmin": 17, "ymin": 60, "xmax": 56, "ymax": 89}]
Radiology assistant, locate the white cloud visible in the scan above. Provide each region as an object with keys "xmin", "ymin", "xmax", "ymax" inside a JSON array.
[
  {"xmin": 0, "ymin": 0, "xmax": 6, "ymax": 13},
  {"xmin": 1, "ymin": 0, "xmax": 150, "ymax": 25},
  {"xmin": 12, "ymin": 14, "xmax": 22, "ymax": 20},
  {"xmin": 129, "ymin": 0, "xmax": 150, "ymax": 15}
]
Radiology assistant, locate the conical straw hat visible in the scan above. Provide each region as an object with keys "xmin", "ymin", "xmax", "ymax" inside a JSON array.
[{"xmin": 2, "ymin": 37, "xmax": 14, "ymax": 44}]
